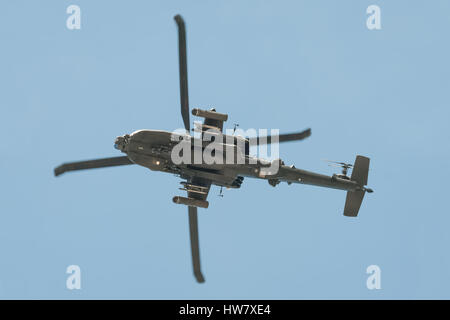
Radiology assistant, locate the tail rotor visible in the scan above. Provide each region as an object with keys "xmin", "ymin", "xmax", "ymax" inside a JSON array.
[
  {"xmin": 324, "ymin": 156, "xmax": 373, "ymax": 217},
  {"xmin": 323, "ymin": 159, "xmax": 353, "ymax": 179}
]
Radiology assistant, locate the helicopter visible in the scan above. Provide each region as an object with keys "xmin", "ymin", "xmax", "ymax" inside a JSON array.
[{"xmin": 54, "ymin": 14, "xmax": 373, "ymax": 283}]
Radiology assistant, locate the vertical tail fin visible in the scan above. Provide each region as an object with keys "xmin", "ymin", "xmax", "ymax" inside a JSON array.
[
  {"xmin": 343, "ymin": 156, "xmax": 370, "ymax": 217},
  {"xmin": 350, "ymin": 155, "xmax": 369, "ymax": 186}
]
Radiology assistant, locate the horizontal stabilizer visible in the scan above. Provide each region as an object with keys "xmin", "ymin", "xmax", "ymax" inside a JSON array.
[{"xmin": 344, "ymin": 190, "xmax": 365, "ymax": 217}]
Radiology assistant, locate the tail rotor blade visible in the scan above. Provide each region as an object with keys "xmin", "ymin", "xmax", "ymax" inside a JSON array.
[
  {"xmin": 188, "ymin": 206, "xmax": 205, "ymax": 283},
  {"xmin": 323, "ymin": 159, "xmax": 352, "ymax": 166},
  {"xmin": 54, "ymin": 156, "xmax": 133, "ymax": 177},
  {"xmin": 174, "ymin": 14, "xmax": 190, "ymax": 132}
]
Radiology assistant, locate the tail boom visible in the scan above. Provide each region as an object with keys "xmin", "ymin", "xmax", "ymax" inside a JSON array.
[{"xmin": 266, "ymin": 155, "xmax": 372, "ymax": 216}]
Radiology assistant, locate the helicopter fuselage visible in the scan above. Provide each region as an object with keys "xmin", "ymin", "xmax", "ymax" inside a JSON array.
[{"xmin": 118, "ymin": 129, "xmax": 362, "ymax": 192}]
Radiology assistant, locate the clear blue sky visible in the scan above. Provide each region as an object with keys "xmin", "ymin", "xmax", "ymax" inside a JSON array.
[{"xmin": 1, "ymin": 0, "xmax": 449, "ymax": 299}]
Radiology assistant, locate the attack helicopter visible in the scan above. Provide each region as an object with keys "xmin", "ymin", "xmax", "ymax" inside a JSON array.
[{"xmin": 54, "ymin": 15, "xmax": 373, "ymax": 283}]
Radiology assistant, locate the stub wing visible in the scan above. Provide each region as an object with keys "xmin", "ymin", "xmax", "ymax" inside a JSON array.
[
  {"xmin": 173, "ymin": 176, "xmax": 212, "ymax": 208},
  {"xmin": 192, "ymin": 108, "xmax": 228, "ymax": 134}
]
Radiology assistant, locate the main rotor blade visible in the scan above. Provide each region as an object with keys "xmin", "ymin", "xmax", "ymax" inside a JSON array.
[
  {"xmin": 188, "ymin": 206, "xmax": 205, "ymax": 283},
  {"xmin": 249, "ymin": 128, "xmax": 311, "ymax": 145},
  {"xmin": 174, "ymin": 15, "xmax": 190, "ymax": 132},
  {"xmin": 54, "ymin": 156, "xmax": 133, "ymax": 177}
]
